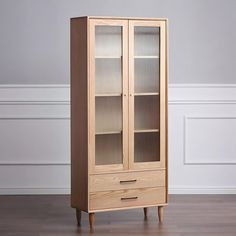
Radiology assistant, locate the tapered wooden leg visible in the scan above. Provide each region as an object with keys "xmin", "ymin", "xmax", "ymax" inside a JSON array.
[
  {"xmin": 158, "ymin": 206, "xmax": 164, "ymax": 223},
  {"xmin": 89, "ymin": 213, "xmax": 95, "ymax": 229},
  {"xmin": 76, "ymin": 209, "xmax": 81, "ymax": 226},
  {"xmin": 143, "ymin": 207, "xmax": 148, "ymax": 219}
]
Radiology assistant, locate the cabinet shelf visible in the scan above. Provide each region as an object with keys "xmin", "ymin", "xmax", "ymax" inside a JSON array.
[
  {"xmin": 134, "ymin": 129, "xmax": 159, "ymax": 133},
  {"xmin": 134, "ymin": 92, "xmax": 159, "ymax": 96},
  {"xmin": 95, "ymin": 93, "xmax": 122, "ymax": 97},
  {"xmin": 96, "ymin": 131, "xmax": 122, "ymax": 135},
  {"xmin": 134, "ymin": 56, "xmax": 159, "ymax": 59},
  {"xmin": 95, "ymin": 56, "xmax": 122, "ymax": 59}
]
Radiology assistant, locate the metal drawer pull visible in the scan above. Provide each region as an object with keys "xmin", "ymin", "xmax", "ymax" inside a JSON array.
[
  {"xmin": 121, "ymin": 196, "xmax": 138, "ymax": 201},
  {"xmin": 120, "ymin": 179, "xmax": 137, "ymax": 184}
]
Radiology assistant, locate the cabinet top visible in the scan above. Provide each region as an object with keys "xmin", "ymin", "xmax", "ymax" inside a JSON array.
[{"xmin": 70, "ymin": 16, "xmax": 168, "ymax": 21}]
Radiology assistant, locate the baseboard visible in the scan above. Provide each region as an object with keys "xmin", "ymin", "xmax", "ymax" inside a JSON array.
[
  {"xmin": 169, "ymin": 186, "xmax": 236, "ymax": 194},
  {"xmin": 0, "ymin": 188, "xmax": 70, "ymax": 195}
]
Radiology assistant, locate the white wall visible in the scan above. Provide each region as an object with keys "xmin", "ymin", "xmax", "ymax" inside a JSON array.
[
  {"xmin": 0, "ymin": 0, "xmax": 236, "ymax": 84},
  {"xmin": 0, "ymin": 1, "xmax": 235, "ymax": 194},
  {"xmin": 0, "ymin": 84, "xmax": 236, "ymax": 194}
]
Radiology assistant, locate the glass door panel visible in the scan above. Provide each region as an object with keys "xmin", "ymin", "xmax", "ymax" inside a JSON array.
[
  {"xmin": 134, "ymin": 95, "xmax": 159, "ymax": 130},
  {"xmin": 96, "ymin": 134, "xmax": 122, "ymax": 165},
  {"xmin": 134, "ymin": 27, "xmax": 159, "ymax": 56},
  {"xmin": 134, "ymin": 58, "xmax": 159, "ymax": 93},
  {"xmin": 92, "ymin": 21, "xmax": 128, "ymax": 170},
  {"xmin": 130, "ymin": 23, "xmax": 161, "ymax": 166},
  {"xmin": 134, "ymin": 132, "xmax": 160, "ymax": 162},
  {"xmin": 95, "ymin": 96, "xmax": 122, "ymax": 133}
]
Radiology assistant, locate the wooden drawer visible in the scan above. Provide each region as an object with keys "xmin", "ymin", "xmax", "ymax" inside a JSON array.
[
  {"xmin": 90, "ymin": 170, "xmax": 165, "ymax": 192},
  {"xmin": 90, "ymin": 187, "xmax": 166, "ymax": 211}
]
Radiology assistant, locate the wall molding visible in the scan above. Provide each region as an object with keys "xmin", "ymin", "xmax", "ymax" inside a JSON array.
[
  {"xmin": 0, "ymin": 188, "xmax": 70, "ymax": 195},
  {"xmin": 169, "ymin": 186, "xmax": 236, "ymax": 194},
  {"xmin": 0, "ymin": 84, "xmax": 70, "ymax": 104},
  {"xmin": 0, "ymin": 84, "xmax": 236, "ymax": 194},
  {"xmin": 0, "ymin": 163, "xmax": 70, "ymax": 166},
  {"xmin": 0, "ymin": 116, "xmax": 70, "ymax": 166},
  {"xmin": 168, "ymin": 83, "xmax": 236, "ymax": 104},
  {"xmin": 184, "ymin": 116, "xmax": 236, "ymax": 165},
  {"xmin": 168, "ymin": 83, "xmax": 236, "ymax": 88},
  {"xmin": 1, "ymin": 83, "xmax": 236, "ymax": 104}
]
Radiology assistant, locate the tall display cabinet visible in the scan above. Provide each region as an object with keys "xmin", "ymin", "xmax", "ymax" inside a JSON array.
[{"xmin": 71, "ymin": 16, "xmax": 168, "ymax": 228}]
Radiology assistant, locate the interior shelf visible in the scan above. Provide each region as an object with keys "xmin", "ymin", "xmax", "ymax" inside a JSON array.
[
  {"xmin": 95, "ymin": 93, "xmax": 122, "ymax": 97},
  {"xmin": 96, "ymin": 131, "xmax": 122, "ymax": 135},
  {"xmin": 134, "ymin": 56, "xmax": 159, "ymax": 59},
  {"xmin": 95, "ymin": 56, "xmax": 122, "ymax": 59},
  {"xmin": 134, "ymin": 92, "xmax": 159, "ymax": 96},
  {"xmin": 134, "ymin": 129, "xmax": 159, "ymax": 133}
]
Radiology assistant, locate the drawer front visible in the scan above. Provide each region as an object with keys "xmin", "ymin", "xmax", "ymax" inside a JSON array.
[
  {"xmin": 90, "ymin": 187, "xmax": 166, "ymax": 211},
  {"xmin": 90, "ymin": 170, "xmax": 165, "ymax": 192}
]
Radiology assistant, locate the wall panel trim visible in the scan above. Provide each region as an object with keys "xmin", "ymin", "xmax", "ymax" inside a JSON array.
[
  {"xmin": 184, "ymin": 116, "xmax": 236, "ymax": 165},
  {"xmin": 0, "ymin": 84, "xmax": 236, "ymax": 194}
]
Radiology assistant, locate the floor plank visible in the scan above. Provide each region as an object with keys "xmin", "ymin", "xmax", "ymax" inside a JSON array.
[{"xmin": 0, "ymin": 195, "xmax": 235, "ymax": 236}]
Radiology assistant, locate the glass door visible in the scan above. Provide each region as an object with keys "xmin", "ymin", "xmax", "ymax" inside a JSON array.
[
  {"xmin": 129, "ymin": 20, "xmax": 167, "ymax": 169},
  {"xmin": 90, "ymin": 19, "xmax": 128, "ymax": 172}
]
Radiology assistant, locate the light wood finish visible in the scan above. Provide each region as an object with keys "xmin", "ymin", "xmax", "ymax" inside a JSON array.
[
  {"xmin": 90, "ymin": 187, "xmax": 166, "ymax": 211},
  {"xmin": 72, "ymin": 16, "xmax": 168, "ymax": 21},
  {"xmin": 70, "ymin": 17, "xmax": 88, "ymax": 212},
  {"xmin": 158, "ymin": 206, "xmax": 164, "ymax": 223},
  {"xmin": 165, "ymin": 19, "xmax": 169, "ymax": 204},
  {"xmin": 143, "ymin": 207, "xmax": 148, "ymax": 218},
  {"xmin": 134, "ymin": 129, "xmax": 159, "ymax": 133},
  {"xmin": 159, "ymin": 20, "xmax": 167, "ymax": 170},
  {"xmin": 134, "ymin": 92, "xmax": 159, "ymax": 96},
  {"xmin": 71, "ymin": 16, "xmax": 168, "ymax": 227},
  {"xmin": 90, "ymin": 170, "xmax": 165, "ymax": 192},
  {"xmin": 89, "ymin": 213, "xmax": 95, "ymax": 228},
  {"xmin": 76, "ymin": 209, "xmax": 81, "ymax": 226}
]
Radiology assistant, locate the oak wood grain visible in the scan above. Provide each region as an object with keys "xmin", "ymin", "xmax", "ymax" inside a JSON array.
[
  {"xmin": 90, "ymin": 187, "xmax": 166, "ymax": 211},
  {"xmin": 90, "ymin": 170, "xmax": 165, "ymax": 192}
]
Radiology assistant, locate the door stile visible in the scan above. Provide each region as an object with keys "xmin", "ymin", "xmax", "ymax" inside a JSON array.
[
  {"xmin": 159, "ymin": 21, "xmax": 167, "ymax": 169},
  {"xmin": 122, "ymin": 20, "xmax": 129, "ymax": 171},
  {"xmin": 128, "ymin": 21, "xmax": 135, "ymax": 170}
]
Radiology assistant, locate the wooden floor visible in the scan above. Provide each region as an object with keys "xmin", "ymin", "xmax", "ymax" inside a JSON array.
[{"xmin": 0, "ymin": 195, "xmax": 235, "ymax": 236}]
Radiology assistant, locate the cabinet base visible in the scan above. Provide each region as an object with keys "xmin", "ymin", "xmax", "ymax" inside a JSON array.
[{"xmin": 76, "ymin": 206, "xmax": 165, "ymax": 228}]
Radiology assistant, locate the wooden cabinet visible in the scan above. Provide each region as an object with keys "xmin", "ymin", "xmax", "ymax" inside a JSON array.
[{"xmin": 71, "ymin": 16, "xmax": 168, "ymax": 228}]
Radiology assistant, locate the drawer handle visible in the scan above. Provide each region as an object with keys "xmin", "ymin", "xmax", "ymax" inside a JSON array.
[
  {"xmin": 121, "ymin": 196, "xmax": 138, "ymax": 201},
  {"xmin": 120, "ymin": 179, "xmax": 137, "ymax": 184}
]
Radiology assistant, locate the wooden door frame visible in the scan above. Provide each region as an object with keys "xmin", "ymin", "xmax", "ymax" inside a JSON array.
[
  {"xmin": 128, "ymin": 20, "xmax": 167, "ymax": 170},
  {"xmin": 88, "ymin": 19, "xmax": 129, "ymax": 174}
]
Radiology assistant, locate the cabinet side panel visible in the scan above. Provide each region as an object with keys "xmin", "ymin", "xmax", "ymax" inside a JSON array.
[
  {"xmin": 71, "ymin": 17, "xmax": 88, "ymax": 212},
  {"xmin": 165, "ymin": 20, "xmax": 169, "ymax": 204}
]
